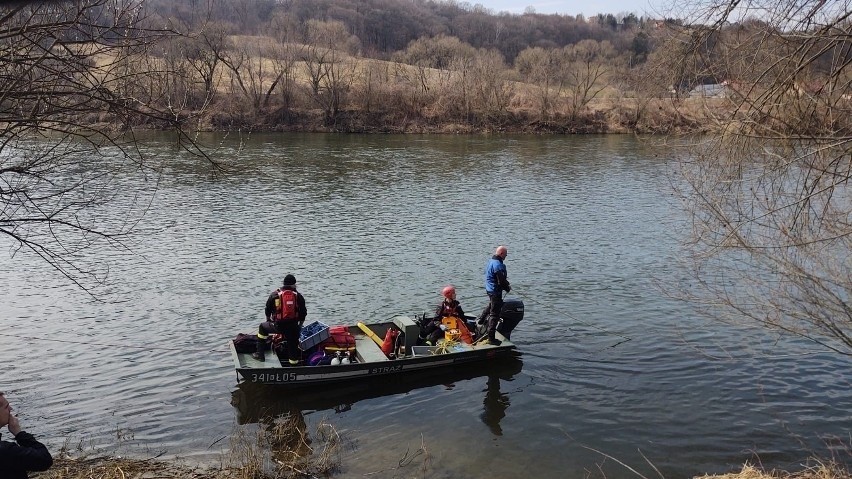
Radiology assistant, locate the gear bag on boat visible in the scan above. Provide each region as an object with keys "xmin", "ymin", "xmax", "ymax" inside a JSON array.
[
  {"xmin": 441, "ymin": 316, "xmax": 473, "ymax": 344},
  {"xmin": 233, "ymin": 333, "xmax": 259, "ymax": 353},
  {"xmin": 319, "ymin": 326, "xmax": 356, "ymax": 353}
]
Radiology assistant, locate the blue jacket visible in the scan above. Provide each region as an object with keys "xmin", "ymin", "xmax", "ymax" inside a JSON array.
[{"xmin": 484, "ymin": 255, "xmax": 509, "ymax": 295}]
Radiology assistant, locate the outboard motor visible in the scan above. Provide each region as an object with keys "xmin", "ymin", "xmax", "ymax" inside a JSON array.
[
  {"xmin": 471, "ymin": 299, "xmax": 525, "ymax": 340},
  {"xmin": 496, "ymin": 299, "xmax": 524, "ymax": 340}
]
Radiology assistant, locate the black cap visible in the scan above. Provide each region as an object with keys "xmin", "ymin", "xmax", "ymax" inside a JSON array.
[{"xmin": 283, "ymin": 274, "xmax": 296, "ymax": 286}]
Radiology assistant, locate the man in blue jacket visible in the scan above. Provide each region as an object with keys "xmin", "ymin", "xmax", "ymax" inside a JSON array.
[
  {"xmin": 477, "ymin": 245, "xmax": 511, "ymax": 345},
  {"xmin": 0, "ymin": 391, "xmax": 52, "ymax": 478}
]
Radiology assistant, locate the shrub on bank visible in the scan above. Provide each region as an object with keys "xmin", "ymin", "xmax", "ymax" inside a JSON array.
[{"xmin": 34, "ymin": 456, "xmax": 851, "ymax": 479}]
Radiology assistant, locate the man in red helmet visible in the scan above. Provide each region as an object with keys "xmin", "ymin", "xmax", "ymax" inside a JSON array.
[
  {"xmin": 477, "ymin": 245, "xmax": 511, "ymax": 345},
  {"xmin": 435, "ymin": 285, "xmax": 465, "ymax": 320},
  {"xmin": 421, "ymin": 285, "xmax": 466, "ymax": 345}
]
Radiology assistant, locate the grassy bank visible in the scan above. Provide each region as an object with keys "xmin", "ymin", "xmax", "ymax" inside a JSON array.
[
  {"xmin": 28, "ymin": 412, "xmax": 852, "ymax": 478},
  {"xmin": 32, "ymin": 414, "xmax": 850, "ymax": 479},
  {"xmin": 190, "ymin": 96, "xmax": 709, "ymax": 135},
  {"xmin": 34, "ymin": 455, "xmax": 851, "ymax": 479}
]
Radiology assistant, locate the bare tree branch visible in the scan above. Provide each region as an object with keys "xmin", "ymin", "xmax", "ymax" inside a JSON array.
[
  {"xmin": 0, "ymin": 0, "xmax": 214, "ymax": 293},
  {"xmin": 662, "ymin": 0, "xmax": 852, "ymax": 355}
]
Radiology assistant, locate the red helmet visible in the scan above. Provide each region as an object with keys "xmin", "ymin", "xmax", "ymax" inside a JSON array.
[
  {"xmin": 441, "ymin": 285, "xmax": 456, "ymax": 298},
  {"xmin": 495, "ymin": 245, "xmax": 508, "ymax": 258}
]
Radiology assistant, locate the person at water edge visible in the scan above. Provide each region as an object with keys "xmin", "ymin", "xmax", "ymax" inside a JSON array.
[
  {"xmin": 477, "ymin": 245, "xmax": 511, "ymax": 346},
  {"xmin": 422, "ymin": 285, "xmax": 466, "ymax": 345},
  {"xmin": 0, "ymin": 391, "xmax": 53, "ymax": 479},
  {"xmin": 254, "ymin": 273, "xmax": 307, "ymax": 365}
]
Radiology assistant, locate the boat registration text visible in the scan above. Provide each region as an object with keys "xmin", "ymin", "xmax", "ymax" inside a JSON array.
[{"xmin": 250, "ymin": 372, "xmax": 297, "ymax": 382}]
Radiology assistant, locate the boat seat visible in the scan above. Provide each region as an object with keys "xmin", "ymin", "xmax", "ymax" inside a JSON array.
[{"xmin": 355, "ymin": 336, "xmax": 389, "ymax": 362}]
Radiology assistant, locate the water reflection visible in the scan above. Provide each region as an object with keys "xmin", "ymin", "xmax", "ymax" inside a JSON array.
[
  {"xmin": 231, "ymin": 356, "xmax": 524, "ymax": 425},
  {"xmin": 481, "ymin": 374, "xmax": 511, "ymax": 436}
]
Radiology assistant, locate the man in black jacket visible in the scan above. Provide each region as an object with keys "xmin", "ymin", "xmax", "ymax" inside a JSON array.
[
  {"xmin": 0, "ymin": 391, "xmax": 52, "ymax": 478},
  {"xmin": 253, "ymin": 273, "xmax": 308, "ymax": 365}
]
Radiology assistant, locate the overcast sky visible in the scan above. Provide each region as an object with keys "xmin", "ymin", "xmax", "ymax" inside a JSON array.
[{"xmin": 470, "ymin": 0, "xmax": 670, "ymax": 18}]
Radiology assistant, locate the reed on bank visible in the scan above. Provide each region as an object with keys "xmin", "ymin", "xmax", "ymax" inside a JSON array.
[
  {"xmin": 32, "ymin": 418, "xmax": 850, "ymax": 479},
  {"xmin": 33, "ymin": 456, "xmax": 852, "ymax": 479}
]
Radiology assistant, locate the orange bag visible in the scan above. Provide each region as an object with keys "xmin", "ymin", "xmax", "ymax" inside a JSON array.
[{"xmin": 441, "ymin": 316, "xmax": 472, "ymax": 344}]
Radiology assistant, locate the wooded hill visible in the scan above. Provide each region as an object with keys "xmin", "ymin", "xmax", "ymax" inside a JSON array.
[
  {"xmin": 130, "ymin": 0, "xmax": 701, "ymax": 133},
  {"xmin": 147, "ymin": 0, "xmax": 658, "ymax": 64},
  {"xmin": 0, "ymin": 0, "xmax": 737, "ymax": 135}
]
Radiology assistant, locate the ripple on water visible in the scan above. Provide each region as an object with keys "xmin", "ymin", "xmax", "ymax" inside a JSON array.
[{"xmin": 2, "ymin": 134, "xmax": 849, "ymax": 477}]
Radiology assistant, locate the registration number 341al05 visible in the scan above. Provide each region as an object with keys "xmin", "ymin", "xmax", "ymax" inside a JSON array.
[{"xmin": 251, "ymin": 372, "xmax": 297, "ymax": 382}]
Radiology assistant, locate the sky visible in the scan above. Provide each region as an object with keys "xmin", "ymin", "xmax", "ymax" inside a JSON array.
[{"xmin": 471, "ymin": 0, "xmax": 671, "ymax": 18}]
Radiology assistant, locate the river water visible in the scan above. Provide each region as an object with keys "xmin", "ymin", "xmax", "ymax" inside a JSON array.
[{"xmin": 1, "ymin": 133, "xmax": 849, "ymax": 478}]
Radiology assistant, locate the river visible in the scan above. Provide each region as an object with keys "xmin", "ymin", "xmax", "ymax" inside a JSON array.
[{"xmin": 1, "ymin": 133, "xmax": 849, "ymax": 478}]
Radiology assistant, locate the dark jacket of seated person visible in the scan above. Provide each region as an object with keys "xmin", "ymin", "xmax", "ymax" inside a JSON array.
[{"xmin": 0, "ymin": 392, "xmax": 53, "ymax": 479}]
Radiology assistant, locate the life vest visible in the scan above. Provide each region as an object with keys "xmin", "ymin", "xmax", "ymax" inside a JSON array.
[
  {"xmin": 441, "ymin": 316, "xmax": 473, "ymax": 344},
  {"xmin": 438, "ymin": 300, "xmax": 461, "ymax": 318},
  {"xmin": 274, "ymin": 289, "xmax": 299, "ymax": 321},
  {"xmin": 320, "ymin": 326, "xmax": 356, "ymax": 352},
  {"xmin": 381, "ymin": 328, "xmax": 399, "ymax": 357}
]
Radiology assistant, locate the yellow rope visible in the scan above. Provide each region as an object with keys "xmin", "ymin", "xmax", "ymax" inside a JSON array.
[{"xmin": 431, "ymin": 338, "xmax": 460, "ymax": 355}]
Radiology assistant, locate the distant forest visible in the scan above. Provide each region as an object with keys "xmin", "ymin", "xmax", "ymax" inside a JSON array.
[
  {"xmin": 147, "ymin": 0, "xmax": 661, "ymax": 65},
  {"xmin": 126, "ymin": 0, "xmax": 694, "ymax": 133},
  {"xmin": 8, "ymin": 0, "xmax": 733, "ymax": 136}
]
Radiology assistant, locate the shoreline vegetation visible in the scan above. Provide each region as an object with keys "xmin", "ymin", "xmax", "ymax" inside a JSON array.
[
  {"xmin": 32, "ymin": 417, "xmax": 852, "ymax": 479},
  {"xmin": 74, "ymin": 9, "xmax": 725, "ymax": 137},
  {"xmin": 112, "ymin": 41, "xmax": 712, "ymax": 137},
  {"xmin": 35, "ymin": 452, "xmax": 852, "ymax": 479},
  {"xmin": 114, "ymin": 35, "xmax": 717, "ymax": 137},
  {"xmin": 169, "ymin": 97, "xmax": 705, "ymax": 136}
]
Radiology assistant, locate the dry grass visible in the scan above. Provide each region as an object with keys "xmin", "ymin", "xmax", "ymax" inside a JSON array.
[
  {"xmin": 26, "ymin": 404, "xmax": 849, "ymax": 479},
  {"xmin": 698, "ymin": 462, "xmax": 851, "ymax": 479},
  {"xmin": 35, "ymin": 455, "xmax": 849, "ymax": 479},
  {"xmin": 35, "ymin": 456, "xmax": 220, "ymax": 479},
  {"xmin": 218, "ymin": 412, "xmax": 344, "ymax": 479},
  {"xmin": 32, "ymin": 443, "xmax": 851, "ymax": 479},
  {"xmin": 35, "ymin": 414, "xmax": 344, "ymax": 479}
]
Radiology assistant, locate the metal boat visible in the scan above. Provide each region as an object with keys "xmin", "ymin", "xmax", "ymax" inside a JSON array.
[{"xmin": 230, "ymin": 299, "xmax": 524, "ymax": 386}]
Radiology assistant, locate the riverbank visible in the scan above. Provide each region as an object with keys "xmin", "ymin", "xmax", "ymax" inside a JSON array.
[
  {"xmin": 31, "ymin": 417, "xmax": 851, "ymax": 479},
  {"xmin": 35, "ymin": 455, "xmax": 851, "ymax": 479},
  {"xmin": 183, "ymin": 96, "xmax": 707, "ymax": 135}
]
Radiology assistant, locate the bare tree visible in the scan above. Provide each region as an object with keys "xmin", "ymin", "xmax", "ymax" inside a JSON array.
[
  {"xmin": 263, "ymin": 10, "xmax": 300, "ymax": 112},
  {"xmin": 666, "ymin": 1, "xmax": 852, "ymax": 355},
  {"xmin": 300, "ymin": 19, "xmax": 360, "ymax": 123},
  {"xmin": 219, "ymin": 34, "xmax": 280, "ymax": 113},
  {"xmin": 469, "ymin": 48, "xmax": 513, "ymax": 118},
  {"xmin": 392, "ymin": 34, "xmax": 477, "ymax": 71},
  {"xmin": 356, "ymin": 60, "xmax": 388, "ymax": 114},
  {"xmin": 380, "ymin": 61, "xmax": 436, "ymax": 120},
  {"xmin": 180, "ymin": 20, "xmax": 230, "ymax": 101},
  {"xmin": 563, "ymin": 39, "xmax": 615, "ymax": 120},
  {"xmin": 515, "ymin": 46, "xmax": 566, "ymax": 119},
  {"xmin": 448, "ymin": 54, "xmax": 477, "ymax": 121},
  {"xmin": 391, "ymin": 34, "xmax": 475, "ymax": 119},
  {"xmin": 0, "ymin": 1, "xmax": 210, "ymax": 291}
]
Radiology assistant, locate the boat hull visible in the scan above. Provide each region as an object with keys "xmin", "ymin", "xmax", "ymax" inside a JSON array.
[
  {"xmin": 231, "ymin": 307, "xmax": 523, "ymax": 387},
  {"xmin": 231, "ymin": 354, "xmax": 524, "ymax": 422},
  {"xmin": 230, "ymin": 333, "xmax": 517, "ymax": 386}
]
